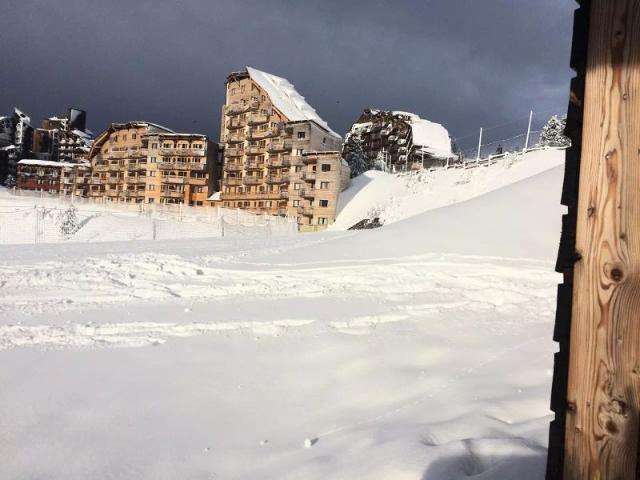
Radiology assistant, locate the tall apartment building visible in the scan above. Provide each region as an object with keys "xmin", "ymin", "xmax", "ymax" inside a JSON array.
[
  {"xmin": 33, "ymin": 108, "xmax": 93, "ymax": 164},
  {"xmin": 88, "ymin": 121, "xmax": 220, "ymax": 205},
  {"xmin": 219, "ymin": 67, "xmax": 350, "ymax": 230},
  {"xmin": 343, "ymin": 109, "xmax": 453, "ymax": 171}
]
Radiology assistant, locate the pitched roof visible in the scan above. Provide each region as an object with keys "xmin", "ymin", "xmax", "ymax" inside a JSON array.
[{"xmin": 246, "ymin": 67, "xmax": 341, "ymax": 139}]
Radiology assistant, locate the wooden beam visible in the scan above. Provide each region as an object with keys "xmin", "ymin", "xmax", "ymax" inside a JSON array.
[{"xmin": 562, "ymin": 1, "xmax": 640, "ymax": 478}]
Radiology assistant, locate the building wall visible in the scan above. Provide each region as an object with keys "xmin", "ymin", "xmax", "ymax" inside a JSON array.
[
  {"xmin": 17, "ymin": 164, "xmax": 62, "ymax": 192},
  {"xmin": 219, "ymin": 71, "xmax": 348, "ymax": 230},
  {"xmin": 88, "ymin": 124, "xmax": 213, "ymax": 205}
]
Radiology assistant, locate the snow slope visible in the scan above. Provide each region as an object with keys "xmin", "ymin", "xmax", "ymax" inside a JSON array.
[
  {"xmin": 333, "ymin": 148, "xmax": 565, "ymax": 230},
  {"xmin": 0, "ymin": 151, "xmax": 566, "ymax": 479}
]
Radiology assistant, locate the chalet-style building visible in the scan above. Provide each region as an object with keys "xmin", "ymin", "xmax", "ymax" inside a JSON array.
[
  {"xmin": 87, "ymin": 122, "xmax": 221, "ymax": 205},
  {"xmin": 218, "ymin": 67, "xmax": 350, "ymax": 231},
  {"xmin": 343, "ymin": 109, "xmax": 453, "ymax": 171},
  {"xmin": 16, "ymin": 159, "xmax": 63, "ymax": 193}
]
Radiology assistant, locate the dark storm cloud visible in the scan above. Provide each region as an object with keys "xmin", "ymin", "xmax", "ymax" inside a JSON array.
[{"xmin": 0, "ymin": 0, "xmax": 574, "ymax": 147}]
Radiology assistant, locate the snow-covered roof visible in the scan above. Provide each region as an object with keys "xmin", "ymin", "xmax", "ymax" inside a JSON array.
[
  {"xmin": 1, "ymin": 145, "xmax": 17, "ymax": 150},
  {"xmin": 391, "ymin": 111, "xmax": 452, "ymax": 159},
  {"xmin": 18, "ymin": 159, "xmax": 64, "ymax": 167},
  {"xmin": 208, "ymin": 191, "xmax": 221, "ymax": 201},
  {"xmin": 246, "ymin": 66, "xmax": 341, "ymax": 139}
]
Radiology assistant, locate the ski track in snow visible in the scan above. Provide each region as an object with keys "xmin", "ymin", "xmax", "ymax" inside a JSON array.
[{"xmin": 0, "ymin": 252, "xmax": 559, "ymax": 350}]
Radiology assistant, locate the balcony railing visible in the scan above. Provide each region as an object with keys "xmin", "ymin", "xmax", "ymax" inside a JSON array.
[
  {"xmin": 226, "ymin": 101, "xmax": 259, "ymax": 116},
  {"xmin": 279, "ymin": 190, "xmax": 289, "ymax": 199},
  {"xmin": 158, "ymin": 162, "xmax": 205, "ymax": 171},
  {"xmin": 160, "ymin": 191, "xmax": 184, "ymax": 198},
  {"xmin": 301, "ymin": 171, "xmax": 316, "ymax": 182},
  {"xmin": 226, "ymin": 118, "xmax": 246, "ymax": 130},
  {"xmin": 107, "ymin": 177, "xmax": 121, "ymax": 185},
  {"xmin": 226, "ymin": 135, "xmax": 244, "ymax": 144},
  {"xmin": 94, "ymin": 164, "xmax": 109, "ymax": 172},
  {"xmin": 268, "ymin": 156, "xmax": 291, "ymax": 168},
  {"xmin": 266, "ymin": 175, "xmax": 289, "ymax": 184},
  {"xmin": 245, "ymin": 162, "xmax": 265, "ymax": 170},
  {"xmin": 302, "ymin": 155, "xmax": 318, "ymax": 164},
  {"xmin": 267, "ymin": 141, "xmax": 292, "ymax": 153},
  {"xmin": 247, "ymin": 113, "xmax": 269, "ymax": 125},
  {"xmin": 159, "ymin": 148, "xmax": 205, "ymax": 156},
  {"xmin": 226, "ymin": 163, "xmax": 243, "ymax": 172},
  {"xmin": 245, "ymin": 146, "xmax": 263, "ymax": 155},
  {"xmin": 243, "ymin": 177, "xmax": 263, "ymax": 185},
  {"xmin": 297, "ymin": 206, "xmax": 314, "ymax": 217},
  {"xmin": 188, "ymin": 177, "xmax": 207, "ymax": 186},
  {"xmin": 225, "ymin": 177, "xmax": 243, "ymax": 186},
  {"xmin": 161, "ymin": 176, "xmax": 187, "ymax": 185},
  {"xmin": 299, "ymin": 188, "xmax": 315, "ymax": 198},
  {"xmin": 226, "ymin": 148, "xmax": 243, "ymax": 157}
]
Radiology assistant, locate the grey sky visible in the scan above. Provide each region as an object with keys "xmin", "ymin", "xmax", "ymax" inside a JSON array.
[{"xmin": 0, "ymin": 0, "xmax": 575, "ymax": 149}]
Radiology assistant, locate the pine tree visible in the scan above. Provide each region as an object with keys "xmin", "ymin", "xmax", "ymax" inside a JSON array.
[
  {"xmin": 344, "ymin": 134, "xmax": 369, "ymax": 178},
  {"xmin": 539, "ymin": 115, "xmax": 571, "ymax": 148},
  {"xmin": 3, "ymin": 174, "xmax": 16, "ymax": 188},
  {"xmin": 57, "ymin": 205, "xmax": 80, "ymax": 239}
]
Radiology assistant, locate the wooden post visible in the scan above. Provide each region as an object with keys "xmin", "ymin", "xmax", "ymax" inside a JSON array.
[{"xmin": 547, "ymin": 1, "xmax": 640, "ymax": 478}]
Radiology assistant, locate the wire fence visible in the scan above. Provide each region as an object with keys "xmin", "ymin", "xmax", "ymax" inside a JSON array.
[
  {"xmin": 452, "ymin": 109, "xmax": 566, "ymax": 164},
  {"xmin": 0, "ymin": 190, "xmax": 298, "ymax": 245}
]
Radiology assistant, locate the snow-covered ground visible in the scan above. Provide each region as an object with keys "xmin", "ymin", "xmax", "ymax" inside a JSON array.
[
  {"xmin": 333, "ymin": 148, "xmax": 565, "ymax": 230},
  {"xmin": 0, "ymin": 149, "xmax": 565, "ymax": 479}
]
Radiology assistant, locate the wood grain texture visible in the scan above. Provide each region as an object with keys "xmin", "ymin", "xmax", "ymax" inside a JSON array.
[{"xmin": 564, "ymin": 1, "xmax": 640, "ymax": 478}]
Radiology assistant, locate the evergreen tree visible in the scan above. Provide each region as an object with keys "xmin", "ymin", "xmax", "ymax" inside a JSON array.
[
  {"xmin": 3, "ymin": 174, "xmax": 16, "ymax": 188},
  {"xmin": 57, "ymin": 205, "xmax": 80, "ymax": 239},
  {"xmin": 539, "ymin": 115, "xmax": 571, "ymax": 148},
  {"xmin": 344, "ymin": 134, "xmax": 369, "ymax": 178}
]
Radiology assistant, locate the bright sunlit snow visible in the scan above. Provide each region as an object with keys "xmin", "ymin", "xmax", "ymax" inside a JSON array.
[{"xmin": 0, "ymin": 149, "xmax": 564, "ymax": 480}]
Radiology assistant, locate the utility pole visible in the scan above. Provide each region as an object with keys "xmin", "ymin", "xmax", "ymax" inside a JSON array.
[
  {"xmin": 476, "ymin": 127, "xmax": 483, "ymax": 165},
  {"xmin": 547, "ymin": 1, "xmax": 640, "ymax": 478},
  {"xmin": 524, "ymin": 110, "xmax": 533, "ymax": 152}
]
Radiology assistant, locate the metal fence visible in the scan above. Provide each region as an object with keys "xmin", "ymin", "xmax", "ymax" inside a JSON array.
[{"xmin": 0, "ymin": 191, "xmax": 298, "ymax": 245}]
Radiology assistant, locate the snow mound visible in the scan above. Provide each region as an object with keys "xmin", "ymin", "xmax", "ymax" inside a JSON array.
[{"xmin": 333, "ymin": 148, "xmax": 565, "ymax": 231}]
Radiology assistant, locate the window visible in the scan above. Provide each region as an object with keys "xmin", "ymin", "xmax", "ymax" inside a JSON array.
[
  {"xmin": 321, "ymin": 164, "xmax": 331, "ymax": 172},
  {"xmin": 148, "ymin": 184, "xmax": 155, "ymax": 191},
  {"xmin": 132, "ymin": 133, "xmax": 137, "ymax": 140},
  {"xmin": 296, "ymin": 149, "xmax": 304, "ymax": 156},
  {"xmin": 317, "ymin": 217, "xmax": 328, "ymax": 225},
  {"xmin": 197, "ymin": 186, "xmax": 203, "ymax": 193},
  {"xmin": 293, "ymin": 200, "xmax": 300, "ymax": 207},
  {"xmin": 322, "ymin": 137, "xmax": 326, "ymax": 144},
  {"xmin": 122, "ymin": 135, "xmax": 127, "ymax": 141},
  {"xmin": 149, "ymin": 171, "xmax": 156, "ymax": 177},
  {"xmin": 293, "ymin": 183, "xmax": 301, "ymax": 190},
  {"xmin": 152, "ymin": 143, "xmax": 158, "ymax": 149},
  {"xmin": 148, "ymin": 198, "xmax": 155, "ymax": 203},
  {"xmin": 319, "ymin": 199, "xmax": 329, "ymax": 207},
  {"xmin": 297, "ymin": 131, "xmax": 306, "ymax": 139},
  {"xmin": 295, "ymin": 166, "xmax": 302, "ymax": 172},
  {"xmin": 320, "ymin": 181, "xmax": 329, "ymax": 189}
]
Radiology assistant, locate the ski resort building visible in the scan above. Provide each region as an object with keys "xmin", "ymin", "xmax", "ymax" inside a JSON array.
[
  {"xmin": 16, "ymin": 159, "xmax": 63, "ymax": 193},
  {"xmin": 218, "ymin": 67, "xmax": 350, "ymax": 231},
  {"xmin": 343, "ymin": 109, "xmax": 453, "ymax": 172},
  {"xmin": 87, "ymin": 122, "xmax": 222, "ymax": 205},
  {"xmin": 32, "ymin": 109, "xmax": 94, "ymax": 164}
]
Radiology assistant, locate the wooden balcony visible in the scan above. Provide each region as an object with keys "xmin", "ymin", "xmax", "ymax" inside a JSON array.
[
  {"xmin": 159, "ymin": 148, "xmax": 205, "ymax": 157},
  {"xmin": 161, "ymin": 176, "xmax": 187, "ymax": 185},
  {"xmin": 267, "ymin": 141, "xmax": 292, "ymax": 153},
  {"xmin": 300, "ymin": 188, "xmax": 315, "ymax": 199},
  {"xmin": 297, "ymin": 206, "xmax": 314, "ymax": 217},
  {"xmin": 226, "ymin": 163, "xmax": 243, "ymax": 172},
  {"xmin": 245, "ymin": 162, "xmax": 265, "ymax": 170},
  {"xmin": 225, "ymin": 177, "xmax": 242, "ymax": 186},
  {"xmin": 225, "ymin": 148, "xmax": 243, "ymax": 157},
  {"xmin": 302, "ymin": 155, "xmax": 318, "ymax": 164},
  {"xmin": 266, "ymin": 175, "xmax": 289, "ymax": 184},
  {"xmin": 243, "ymin": 177, "xmax": 263, "ymax": 185},
  {"xmin": 158, "ymin": 162, "xmax": 205, "ymax": 172},
  {"xmin": 226, "ymin": 135, "xmax": 244, "ymax": 144},
  {"xmin": 301, "ymin": 171, "xmax": 316, "ymax": 182},
  {"xmin": 160, "ymin": 191, "xmax": 184, "ymax": 199},
  {"xmin": 247, "ymin": 113, "xmax": 269, "ymax": 125}
]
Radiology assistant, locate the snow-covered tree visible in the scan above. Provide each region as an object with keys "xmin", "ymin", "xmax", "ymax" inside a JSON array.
[
  {"xmin": 3, "ymin": 174, "xmax": 16, "ymax": 188},
  {"xmin": 344, "ymin": 134, "xmax": 369, "ymax": 178},
  {"xmin": 539, "ymin": 115, "xmax": 571, "ymax": 148},
  {"xmin": 57, "ymin": 205, "xmax": 80, "ymax": 239}
]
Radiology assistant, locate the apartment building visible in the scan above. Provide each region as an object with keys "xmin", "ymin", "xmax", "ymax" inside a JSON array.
[
  {"xmin": 88, "ymin": 122, "xmax": 220, "ymax": 205},
  {"xmin": 343, "ymin": 109, "xmax": 453, "ymax": 171},
  {"xmin": 16, "ymin": 159, "xmax": 62, "ymax": 193},
  {"xmin": 219, "ymin": 67, "xmax": 350, "ymax": 230}
]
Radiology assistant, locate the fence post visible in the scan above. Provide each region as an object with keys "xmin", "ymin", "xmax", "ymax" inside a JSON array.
[
  {"xmin": 152, "ymin": 219, "xmax": 157, "ymax": 241},
  {"xmin": 524, "ymin": 110, "xmax": 533, "ymax": 152},
  {"xmin": 476, "ymin": 127, "xmax": 483, "ymax": 165}
]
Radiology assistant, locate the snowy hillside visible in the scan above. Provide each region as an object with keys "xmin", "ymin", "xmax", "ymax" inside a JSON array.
[
  {"xmin": 333, "ymin": 148, "xmax": 565, "ymax": 230},
  {"xmin": 0, "ymin": 151, "xmax": 566, "ymax": 479}
]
